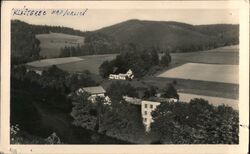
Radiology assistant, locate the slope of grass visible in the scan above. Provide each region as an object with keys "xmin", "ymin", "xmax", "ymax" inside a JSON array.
[{"xmin": 36, "ymin": 32, "xmax": 85, "ymax": 58}]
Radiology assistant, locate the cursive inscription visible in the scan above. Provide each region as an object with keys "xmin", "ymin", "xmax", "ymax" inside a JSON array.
[{"xmin": 12, "ymin": 6, "xmax": 88, "ymax": 17}]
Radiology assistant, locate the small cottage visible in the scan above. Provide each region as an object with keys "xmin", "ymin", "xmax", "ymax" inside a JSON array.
[{"xmin": 77, "ymin": 86, "xmax": 106, "ymax": 103}]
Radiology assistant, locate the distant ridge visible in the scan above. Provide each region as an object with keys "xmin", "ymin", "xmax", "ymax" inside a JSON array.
[
  {"xmin": 95, "ymin": 19, "xmax": 239, "ymax": 52},
  {"xmin": 11, "ymin": 19, "xmax": 239, "ymax": 63}
]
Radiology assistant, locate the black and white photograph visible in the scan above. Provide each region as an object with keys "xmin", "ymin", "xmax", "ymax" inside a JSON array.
[{"xmin": 1, "ymin": 1, "xmax": 249, "ymax": 153}]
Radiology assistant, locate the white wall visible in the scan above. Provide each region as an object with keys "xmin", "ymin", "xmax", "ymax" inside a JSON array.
[{"xmin": 141, "ymin": 101, "xmax": 160, "ymax": 132}]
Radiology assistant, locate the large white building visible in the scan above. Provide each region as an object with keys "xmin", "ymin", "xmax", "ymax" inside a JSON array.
[{"xmin": 141, "ymin": 100, "xmax": 161, "ymax": 132}]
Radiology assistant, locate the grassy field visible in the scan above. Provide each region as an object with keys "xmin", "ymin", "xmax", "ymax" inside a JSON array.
[
  {"xmin": 154, "ymin": 45, "xmax": 239, "ymax": 99},
  {"xmin": 178, "ymin": 92, "xmax": 238, "ymax": 110},
  {"xmin": 26, "ymin": 57, "xmax": 83, "ymax": 67},
  {"xmin": 144, "ymin": 77, "xmax": 238, "ymax": 99},
  {"xmin": 157, "ymin": 63, "xmax": 238, "ymax": 84},
  {"xmin": 57, "ymin": 54, "xmax": 117, "ymax": 74},
  {"xmin": 167, "ymin": 45, "xmax": 239, "ymax": 66},
  {"xmin": 36, "ymin": 32, "xmax": 85, "ymax": 58},
  {"xmin": 26, "ymin": 54, "xmax": 117, "ymax": 75}
]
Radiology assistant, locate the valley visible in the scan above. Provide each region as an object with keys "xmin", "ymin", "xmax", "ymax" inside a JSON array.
[{"xmin": 10, "ymin": 19, "xmax": 240, "ymax": 144}]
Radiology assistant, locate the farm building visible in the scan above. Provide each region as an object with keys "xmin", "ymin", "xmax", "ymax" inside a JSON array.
[
  {"xmin": 77, "ymin": 86, "xmax": 111, "ymax": 104},
  {"xmin": 109, "ymin": 69, "xmax": 134, "ymax": 80},
  {"xmin": 141, "ymin": 100, "xmax": 161, "ymax": 132}
]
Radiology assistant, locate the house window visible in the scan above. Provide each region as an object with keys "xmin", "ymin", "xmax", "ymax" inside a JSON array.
[
  {"xmin": 145, "ymin": 104, "xmax": 148, "ymax": 108},
  {"xmin": 150, "ymin": 105, "xmax": 153, "ymax": 109},
  {"xmin": 144, "ymin": 111, "xmax": 147, "ymax": 115}
]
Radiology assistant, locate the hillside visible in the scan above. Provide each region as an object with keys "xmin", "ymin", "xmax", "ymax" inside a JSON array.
[
  {"xmin": 36, "ymin": 32, "xmax": 85, "ymax": 58},
  {"xmin": 11, "ymin": 20, "xmax": 87, "ymax": 63},
  {"xmin": 11, "ymin": 19, "xmax": 239, "ymax": 63},
  {"xmin": 96, "ymin": 19, "xmax": 239, "ymax": 52},
  {"xmin": 11, "ymin": 20, "xmax": 118, "ymax": 59}
]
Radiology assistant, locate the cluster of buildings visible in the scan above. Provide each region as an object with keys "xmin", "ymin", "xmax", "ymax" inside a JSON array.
[{"xmin": 76, "ymin": 84, "xmax": 177, "ymax": 132}]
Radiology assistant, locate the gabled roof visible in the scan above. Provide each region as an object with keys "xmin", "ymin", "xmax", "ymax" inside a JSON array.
[{"xmin": 81, "ymin": 86, "xmax": 106, "ymax": 94}]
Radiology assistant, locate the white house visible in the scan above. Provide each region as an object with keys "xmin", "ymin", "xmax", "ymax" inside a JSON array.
[
  {"xmin": 109, "ymin": 69, "xmax": 134, "ymax": 80},
  {"xmin": 77, "ymin": 86, "xmax": 110, "ymax": 104},
  {"xmin": 141, "ymin": 100, "xmax": 161, "ymax": 132}
]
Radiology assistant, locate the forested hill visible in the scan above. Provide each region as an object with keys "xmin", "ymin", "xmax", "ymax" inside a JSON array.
[
  {"xmin": 96, "ymin": 19, "xmax": 239, "ymax": 52},
  {"xmin": 11, "ymin": 20, "xmax": 86, "ymax": 36}
]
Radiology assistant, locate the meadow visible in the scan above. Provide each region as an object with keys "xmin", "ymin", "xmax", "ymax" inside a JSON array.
[
  {"xmin": 157, "ymin": 63, "xmax": 238, "ymax": 84},
  {"xmin": 26, "ymin": 57, "xmax": 83, "ymax": 68},
  {"xmin": 178, "ymin": 92, "xmax": 238, "ymax": 110},
  {"xmin": 57, "ymin": 54, "xmax": 117, "ymax": 74},
  {"xmin": 166, "ymin": 45, "xmax": 239, "ymax": 66},
  {"xmin": 155, "ymin": 45, "xmax": 239, "ymax": 99},
  {"xmin": 36, "ymin": 32, "xmax": 85, "ymax": 58}
]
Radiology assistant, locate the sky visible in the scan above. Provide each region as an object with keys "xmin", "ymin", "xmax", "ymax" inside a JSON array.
[{"xmin": 12, "ymin": 9, "xmax": 239, "ymax": 31}]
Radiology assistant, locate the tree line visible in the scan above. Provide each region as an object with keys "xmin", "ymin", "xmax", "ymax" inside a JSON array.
[
  {"xmin": 60, "ymin": 32, "xmax": 120, "ymax": 57},
  {"xmin": 99, "ymin": 43, "xmax": 172, "ymax": 78}
]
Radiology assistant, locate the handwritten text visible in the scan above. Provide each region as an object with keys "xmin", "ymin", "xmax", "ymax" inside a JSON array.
[{"xmin": 12, "ymin": 6, "xmax": 88, "ymax": 17}]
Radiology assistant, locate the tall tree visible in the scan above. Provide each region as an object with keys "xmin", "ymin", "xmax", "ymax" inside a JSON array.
[
  {"xmin": 160, "ymin": 52, "xmax": 171, "ymax": 67},
  {"xmin": 161, "ymin": 84, "xmax": 179, "ymax": 99},
  {"xmin": 71, "ymin": 92, "xmax": 97, "ymax": 130},
  {"xmin": 106, "ymin": 81, "xmax": 138, "ymax": 104},
  {"xmin": 99, "ymin": 60, "xmax": 114, "ymax": 78}
]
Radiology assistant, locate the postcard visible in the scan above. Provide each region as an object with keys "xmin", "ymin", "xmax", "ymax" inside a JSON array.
[{"xmin": 1, "ymin": 1, "xmax": 249, "ymax": 154}]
